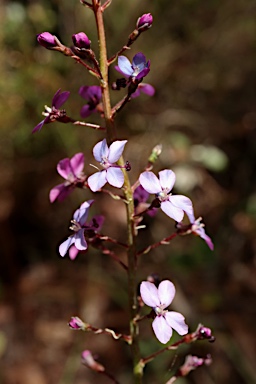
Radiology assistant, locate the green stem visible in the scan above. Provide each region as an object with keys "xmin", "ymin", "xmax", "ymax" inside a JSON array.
[{"xmin": 92, "ymin": 1, "xmax": 142, "ymax": 382}]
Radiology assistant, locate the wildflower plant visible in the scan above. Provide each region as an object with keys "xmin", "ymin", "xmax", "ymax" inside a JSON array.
[{"xmin": 34, "ymin": 1, "xmax": 214, "ymax": 383}]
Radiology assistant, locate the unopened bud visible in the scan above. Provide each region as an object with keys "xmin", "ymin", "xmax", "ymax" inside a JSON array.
[
  {"xmin": 125, "ymin": 161, "xmax": 131, "ymax": 171},
  {"xmin": 81, "ymin": 350, "xmax": 105, "ymax": 372},
  {"xmin": 136, "ymin": 13, "xmax": 153, "ymax": 31},
  {"xmin": 148, "ymin": 144, "xmax": 162, "ymax": 164},
  {"xmin": 72, "ymin": 32, "xmax": 91, "ymax": 49},
  {"xmin": 68, "ymin": 316, "xmax": 86, "ymax": 330},
  {"xmin": 37, "ymin": 32, "xmax": 57, "ymax": 49}
]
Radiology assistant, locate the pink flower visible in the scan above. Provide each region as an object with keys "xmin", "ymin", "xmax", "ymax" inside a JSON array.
[
  {"xmin": 59, "ymin": 200, "xmax": 94, "ymax": 257},
  {"xmin": 140, "ymin": 280, "xmax": 188, "ymax": 344},
  {"xmin": 49, "ymin": 153, "xmax": 86, "ymax": 202},
  {"xmin": 176, "ymin": 216, "xmax": 214, "ymax": 251},
  {"xmin": 139, "ymin": 170, "xmax": 194, "ymax": 222},
  {"xmin": 88, "ymin": 139, "xmax": 127, "ymax": 192}
]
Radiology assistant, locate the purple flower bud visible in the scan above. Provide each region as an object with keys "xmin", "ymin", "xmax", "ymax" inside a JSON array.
[
  {"xmin": 69, "ymin": 316, "xmax": 85, "ymax": 330},
  {"xmin": 136, "ymin": 13, "xmax": 153, "ymax": 31},
  {"xmin": 72, "ymin": 32, "xmax": 91, "ymax": 49},
  {"xmin": 37, "ymin": 32, "xmax": 57, "ymax": 48}
]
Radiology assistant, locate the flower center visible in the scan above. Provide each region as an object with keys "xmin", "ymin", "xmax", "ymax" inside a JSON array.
[
  {"xmin": 70, "ymin": 220, "xmax": 82, "ymax": 232},
  {"xmin": 157, "ymin": 188, "xmax": 171, "ymax": 202},
  {"xmin": 154, "ymin": 304, "xmax": 167, "ymax": 317}
]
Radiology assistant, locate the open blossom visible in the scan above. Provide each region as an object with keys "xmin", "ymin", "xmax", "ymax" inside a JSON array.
[
  {"xmin": 139, "ymin": 170, "xmax": 194, "ymax": 222},
  {"xmin": 140, "ymin": 280, "xmax": 188, "ymax": 344},
  {"xmin": 32, "ymin": 89, "xmax": 70, "ymax": 133},
  {"xmin": 49, "ymin": 153, "xmax": 86, "ymax": 203},
  {"xmin": 88, "ymin": 139, "xmax": 127, "ymax": 192},
  {"xmin": 115, "ymin": 52, "xmax": 150, "ymax": 81},
  {"xmin": 79, "ymin": 85, "xmax": 102, "ymax": 118},
  {"xmin": 59, "ymin": 200, "xmax": 94, "ymax": 257}
]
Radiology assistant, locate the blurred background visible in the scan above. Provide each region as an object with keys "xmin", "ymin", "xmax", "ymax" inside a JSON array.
[{"xmin": 0, "ymin": 0, "xmax": 256, "ymax": 383}]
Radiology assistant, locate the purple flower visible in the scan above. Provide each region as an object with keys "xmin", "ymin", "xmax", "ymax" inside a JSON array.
[
  {"xmin": 131, "ymin": 83, "xmax": 155, "ymax": 99},
  {"xmin": 79, "ymin": 85, "xmax": 102, "ymax": 118},
  {"xmin": 49, "ymin": 153, "xmax": 86, "ymax": 203},
  {"xmin": 115, "ymin": 52, "xmax": 150, "ymax": 81},
  {"xmin": 140, "ymin": 280, "xmax": 188, "ymax": 344},
  {"xmin": 64, "ymin": 215, "xmax": 104, "ymax": 260},
  {"xmin": 59, "ymin": 200, "xmax": 94, "ymax": 257},
  {"xmin": 190, "ymin": 216, "xmax": 214, "ymax": 250},
  {"xmin": 176, "ymin": 216, "xmax": 214, "ymax": 250},
  {"xmin": 32, "ymin": 89, "xmax": 70, "ymax": 133},
  {"xmin": 139, "ymin": 170, "xmax": 194, "ymax": 222},
  {"xmin": 136, "ymin": 13, "xmax": 153, "ymax": 31},
  {"xmin": 72, "ymin": 32, "xmax": 91, "ymax": 49},
  {"xmin": 178, "ymin": 354, "xmax": 212, "ymax": 377},
  {"xmin": 133, "ymin": 185, "xmax": 157, "ymax": 217},
  {"xmin": 69, "ymin": 316, "xmax": 86, "ymax": 330},
  {"xmin": 37, "ymin": 32, "xmax": 57, "ymax": 48},
  {"xmin": 88, "ymin": 139, "xmax": 127, "ymax": 192}
]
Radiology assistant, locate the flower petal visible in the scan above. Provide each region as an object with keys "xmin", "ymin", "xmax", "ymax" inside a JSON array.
[
  {"xmin": 53, "ymin": 89, "xmax": 70, "ymax": 109},
  {"xmin": 88, "ymin": 171, "xmax": 107, "ymax": 192},
  {"xmin": 70, "ymin": 153, "xmax": 84, "ymax": 177},
  {"xmin": 159, "ymin": 170, "xmax": 176, "ymax": 191},
  {"xmin": 161, "ymin": 200, "xmax": 184, "ymax": 221},
  {"xmin": 57, "ymin": 158, "xmax": 72, "ymax": 180},
  {"xmin": 74, "ymin": 229, "xmax": 87, "ymax": 250},
  {"xmin": 59, "ymin": 236, "xmax": 75, "ymax": 257},
  {"xmin": 80, "ymin": 104, "xmax": 94, "ymax": 118},
  {"xmin": 32, "ymin": 119, "xmax": 45, "ymax": 133},
  {"xmin": 165, "ymin": 311, "xmax": 188, "ymax": 336},
  {"xmin": 169, "ymin": 195, "xmax": 194, "ymax": 221},
  {"xmin": 108, "ymin": 140, "xmax": 127, "ymax": 163},
  {"xmin": 158, "ymin": 280, "xmax": 176, "ymax": 308},
  {"xmin": 139, "ymin": 171, "xmax": 162, "ymax": 194},
  {"xmin": 106, "ymin": 167, "xmax": 124, "ymax": 188},
  {"xmin": 92, "ymin": 140, "xmax": 104, "ymax": 162},
  {"xmin": 140, "ymin": 83, "xmax": 155, "ymax": 96},
  {"xmin": 152, "ymin": 316, "xmax": 173, "ymax": 344},
  {"xmin": 117, "ymin": 56, "xmax": 133, "ymax": 77},
  {"xmin": 73, "ymin": 200, "xmax": 92, "ymax": 224},
  {"xmin": 49, "ymin": 183, "xmax": 72, "ymax": 203},
  {"xmin": 140, "ymin": 281, "xmax": 160, "ymax": 307},
  {"xmin": 69, "ymin": 245, "xmax": 79, "ymax": 260}
]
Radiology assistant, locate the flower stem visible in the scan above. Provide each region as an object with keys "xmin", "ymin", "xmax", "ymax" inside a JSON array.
[{"xmin": 92, "ymin": 2, "xmax": 142, "ymax": 382}]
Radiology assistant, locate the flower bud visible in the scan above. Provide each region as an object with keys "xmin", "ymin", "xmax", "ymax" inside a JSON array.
[
  {"xmin": 68, "ymin": 316, "xmax": 86, "ymax": 330},
  {"xmin": 72, "ymin": 32, "xmax": 91, "ymax": 49},
  {"xmin": 136, "ymin": 13, "xmax": 153, "ymax": 31},
  {"xmin": 81, "ymin": 350, "xmax": 105, "ymax": 372},
  {"xmin": 37, "ymin": 32, "xmax": 57, "ymax": 48}
]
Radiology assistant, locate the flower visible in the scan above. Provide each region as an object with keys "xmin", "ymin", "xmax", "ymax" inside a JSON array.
[
  {"xmin": 131, "ymin": 83, "xmax": 155, "ymax": 99},
  {"xmin": 79, "ymin": 85, "xmax": 102, "ymax": 118},
  {"xmin": 136, "ymin": 13, "xmax": 153, "ymax": 31},
  {"xmin": 59, "ymin": 200, "xmax": 94, "ymax": 257},
  {"xmin": 176, "ymin": 216, "xmax": 214, "ymax": 250},
  {"xmin": 88, "ymin": 139, "xmax": 127, "ymax": 192},
  {"xmin": 69, "ymin": 316, "xmax": 86, "ymax": 330},
  {"xmin": 66, "ymin": 215, "xmax": 104, "ymax": 260},
  {"xmin": 81, "ymin": 350, "xmax": 105, "ymax": 372},
  {"xmin": 49, "ymin": 153, "xmax": 86, "ymax": 203},
  {"xmin": 115, "ymin": 52, "xmax": 150, "ymax": 81},
  {"xmin": 140, "ymin": 280, "xmax": 188, "ymax": 344},
  {"xmin": 32, "ymin": 89, "xmax": 70, "ymax": 133},
  {"xmin": 72, "ymin": 32, "xmax": 91, "ymax": 49},
  {"xmin": 139, "ymin": 170, "xmax": 194, "ymax": 222},
  {"xmin": 133, "ymin": 185, "xmax": 157, "ymax": 216},
  {"xmin": 178, "ymin": 354, "xmax": 212, "ymax": 377},
  {"xmin": 37, "ymin": 32, "xmax": 57, "ymax": 48}
]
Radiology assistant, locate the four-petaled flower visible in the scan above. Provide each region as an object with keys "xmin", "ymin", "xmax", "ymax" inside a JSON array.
[
  {"xmin": 32, "ymin": 89, "xmax": 70, "ymax": 133},
  {"xmin": 59, "ymin": 200, "xmax": 94, "ymax": 257},
  {"xmin": 140, "ymin": 280, "xmax": 188, "ymax": 344},
  {"xmin": 49, "ymin": 153, "xmax": 86, "ymax": 203},
  {"xmin": 88, "ymin": 139, "xmax": 127, "ymax": 192},
  {"xmin": 139, "ymin": 170, "xmax": 194, "ymax": 222},
  {"xmin": 115, "ymin": 52, "xmax": 150, "ymax": 81},
  {"xmin": 79, "ymin": 85, "xmax": 102, "ymax": 118}
]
